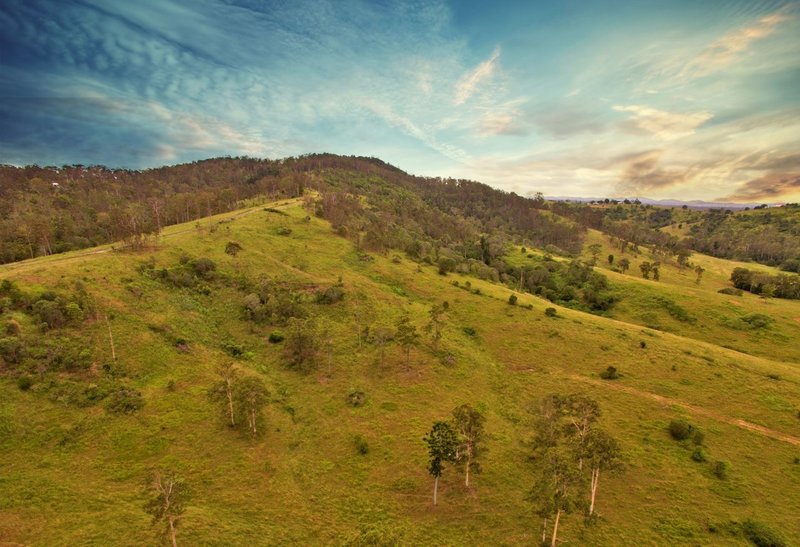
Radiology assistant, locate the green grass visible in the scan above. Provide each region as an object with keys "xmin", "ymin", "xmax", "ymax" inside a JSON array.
[{"xmin": 1, "ymin": 199, "xmax": 799, "ymax": 545}]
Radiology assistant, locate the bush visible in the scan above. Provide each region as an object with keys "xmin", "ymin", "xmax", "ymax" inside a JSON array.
[
  {"xmin": 640, "ymin": 340, "xmax": 647, "ymax": 349},
  {"xmin": 276, "ymin": 226, "xmax": 292, "ymax": 236},
  {"xmin": 105, "ymin": 388, "xmax": 144, "ymax": 414},
  {"xmin": 190, "ymin": 257, "xmax": 217, "ymax": 279},
  {"xmin": 691, "ymin": 447, "xmax": 707, "ymax": 462},
  {"xmin": 692, "ymin": 430, "xmax": 705, "ymax": 445},
  {"xmin": 317, "ymin": 285, "xmax": 345, "ymax": 304},
  {"xmin": 462, "ymin": 326, "xmax": 477, "ymax": 337},
  {"xmin": 346, "ymin": 390, "xmax": 367, "ymax": 407},
  {"xmin": 0, "ymin": 337, "xmax": 24, "ymax": 364},
  {"xmin": 268, "ymin": 331, "xmax": 285, "ymax": 344},
  {"xmin": 508, "ymin": 294, "xmax": 518, "ymax": 305},
  {"xmin": 718, "ymin": 287, "xmax": 744, "ymax": 296},
  {"xmin": 225, "ymin": 241, "xmax": 243, "ymax": 256},
  {"xmin": 600, "ymin": 366, "xmax": 619, "ymax": 380},
  {"xmin": 545, "ymin": 307, "xmax": 557, "ymax": 317},
  {"xmin": 17, "ymin": 375, "xmax": 33, "ymax": 391},
  {"xmin": 353, "ymin": 434, "xmax": 369, "ymax": 455},
  {"xmin": 712, "ymin": 460, "xmax": 730, "ymax": 480},
  {"xmin": 742, "ymin": 519, "xmax": 786, "ymax": 547},
  {"xmin": 5, "ymin": 319, "xmax": 21, "ymax": 336},
  {"xmin": 222, "ymin": 341, "xmax": 246, "ymax": 358},
  {"xmin": 669, "ymin": 419, "xmax": 694, "ymax": 440}
]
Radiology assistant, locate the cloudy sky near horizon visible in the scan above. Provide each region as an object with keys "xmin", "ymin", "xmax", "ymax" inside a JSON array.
[{"xmin": 1, "ymin": 0, "xmax": 798, "ymax": 202}]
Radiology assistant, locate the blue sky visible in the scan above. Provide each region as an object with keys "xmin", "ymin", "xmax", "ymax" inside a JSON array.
[{"xmin": 1, "ymin": 0, "xmax": 798, "ymax": 201}]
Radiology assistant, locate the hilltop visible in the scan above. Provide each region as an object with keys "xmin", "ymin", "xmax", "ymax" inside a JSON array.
[{"xmin": 2, "ymin": 171, "xmax": 800, "ymax": 545}]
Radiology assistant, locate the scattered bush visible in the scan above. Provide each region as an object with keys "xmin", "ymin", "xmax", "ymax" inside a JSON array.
[
  {"xmin": 225, "ymin": 241, "xmax": 243, "ymax": 256},
  {"xmin": 600, "ymin": 366, "xmax": 619, "ymax": 380},
  {"xmin": 640, "ymin": 340, "xmax": 647, "ymax": 349},
  {"xmin": 691, "ymin": 447, "xmax": 707, "ymax": 462},
  {"xmin": 353, "ymin": 434, "xmax": 369, "ymax": 455},
  {"xmin": 712, "ymin": 460, "xmax": 730, "ymax": 480},
  {"xmin": 668, "ymin": 419, "xmax": 694, "ymax": 441},
  {"xmin": 346, "ymin": 390, "xmax": 367, "ymax": 407},
  {"xmin": 17, "ymin": 375, "xmax": 33, "ymax": 391},
  {"xmin": 166, "ymin": 380, "xmax": 176, "ymax": 392},
  {"xmin": 222, "ymin": 341, "xmax": 246, "ymax": 358},
  {"xmin": 317, "ymin": 285, "xmax": 345, "ymax": 304},
  {"xmin": 545, "ymin": 307, "xmax": 557, "ymax": 317},
  {"xmin": 5, "ymin": 319, "xmax": 21, "ymax": 336},
  {"xmin": 462, "ymin": 326, "xmax": 477, "ymax": 337},
  {"xmin": 276, "ymin": 226, "xmax": 292, "ymax": 236},
  {"xmin": 508, "ymin": 294, "xmax": 518, "ymax": 305},
  {"xmin": 718, "ymin": 287, "xmax": 743, "ymax": 296},
  {"xmin": 0, "ymin": 337, "xmax": 24, "ymax": 364},
  {"xmin": 742, "ymin": 519, "xmax": 786, "ymax": 547},
  {"xmin": 105, "ymin": 388, "xmax": 144, "ymax": 414},
  {"xmin": 268, "ymin": 331, "xmax": 285, "ymax": 344},
  {"xmin": 692, "ymin": 430, "xmax": 705, "ymax": 446}
]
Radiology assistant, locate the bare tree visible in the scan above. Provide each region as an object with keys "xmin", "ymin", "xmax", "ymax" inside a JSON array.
[
  {"xmin": 144, "ymin": 470, "xmax": 189, "ymax": 547},
  {"xmin": 452, "ymin": 404, "xmax": 485, "ymax": 487}
]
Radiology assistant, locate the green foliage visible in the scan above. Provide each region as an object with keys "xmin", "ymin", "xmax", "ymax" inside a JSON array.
[
  {"xmin": 17, "ymin": 375, "xmax": 33, "ymax": 391},
  {"xmin": 352, "ymin": 434, "xmax": 369, "ymax": 455},
  {"xmin": 599, "ymin": 366, "xmax": 619, "ymax": 380},
  {"xmin": 225, "ymin": 241, "xmax": 243, "ymax": 256},
  {"xmin": 507, "ymin": 294, "xmax": 518, "ymax": 305},
  {"xmin": 317, "ymin": 284, "xmax": 345, "ymax": 304},
  {"xmin": 741, "ymin": 520, "xmax": 786, "ymax": 547},
  {"xmin": 668, "ymin": 419, "xmax": 694, "ymax": 441},
  {"xmin": 691, "ymin": 447, "xmax": 707, "ymax": 462},
  {"xmin": 283, "ymin": 318, "xmax": 319, "ymax": 373},
  {"xmin": 713, "ymin": 460, "xmax": 731, "ymax": 480},
  {"xmin": 718, "ymin": 287, "xmax": 743, "ymax": 296},
  {"xmin": 731, "ymin": 267, "xmax": 800, "ymax": 300},
  {"xmin": 268, "ymin": 331, "xmax": 285, "ymax": 344},
  {"xmin": 545, "ymin": 307, "xmax": 557, "ymax": 317},
  {"xmin": 105, "ymin": 388, "xmax": 144, "ymax": 414},
  {"xmin": 0, "ymin": 336, "xmax": 25, "ymax": 364},
  {"xmin": 424, "ymin": 421, "xmax": 458, "ymax": 479}
]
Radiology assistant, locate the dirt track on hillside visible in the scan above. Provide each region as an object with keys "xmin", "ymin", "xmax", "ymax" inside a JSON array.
[{"xmin": 568, "ymin": 374, "xmax": 800, "ymax": 447}]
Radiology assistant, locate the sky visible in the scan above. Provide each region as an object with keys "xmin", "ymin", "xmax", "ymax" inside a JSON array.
[{"xmin": 0, "ymin": 0, "xmax": 799, "ymax": 202}]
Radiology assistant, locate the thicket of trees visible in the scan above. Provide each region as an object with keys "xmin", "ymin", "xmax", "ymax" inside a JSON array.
[{"xmin": 730, "ymin": 267, "xmax": 800, "ymax": 299}]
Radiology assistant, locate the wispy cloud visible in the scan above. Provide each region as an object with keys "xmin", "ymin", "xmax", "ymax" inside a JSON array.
[
  {"xmin": 723, "ymin": 172, "xmax": 800, "ymax": 201},
  {"xmin": 614, "ymin": 105, "xmax": 712, "ymax": 140},
  {"xmin": 454, "ymin": 47, "xmax": 501, "ymax": 105},
  {"xmin": 678, "ymin": 9, "xmax": 791, "ymax": 81}
]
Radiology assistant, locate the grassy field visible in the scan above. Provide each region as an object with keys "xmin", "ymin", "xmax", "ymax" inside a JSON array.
[{"xmin": 1, "ymin": 199, "xmax": 799, "ymax": 546}]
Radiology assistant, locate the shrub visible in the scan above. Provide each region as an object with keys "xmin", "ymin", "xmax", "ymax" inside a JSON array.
[
  {"xmin": 105, "ymin": 388, "xmax": 144, "ymax": 414},
  {"xmin": 668, "ymin": 419, "xmax": 694, "ymax": 440},
  {"xmin": 692, "ymin": 430, "xmax": 705, "ymax": 445},
  {"xmin": 0, "ymin": 337, "xmax": 24, "ymax": 364},
  {"xmin": 353, "ymin": 434, "xmax": 369, "ymax": 455},
  {"xmin": 462, "ymin": 326, "xmax": 477, "ymax": 337},
  {"xmin": 225, "ymin": 241, "xmax": 243, "ymax": 256},
  {"xmin": 545, "ymin": 307, "xmax": 557, "ymax": 317},
  {"xmin": 222, "ymin": 341, "xmax": 246, "ymax": 358},
  {"xmin": 742, "ymin": 519, "xmax": 786, "ymax": 547},
  {"xmin": 268, "ymin": 331, "xmax": 285, "ymax": 344},
  {"xmin": 600, "ymin": 366, "xmax": 619, "ymax": 380},
  {"xmin": 346, "ymin": 390, "xmax": 367, "ymax": 407},
  {"xmin": 317, "ymin": 285, "xmax": 345, "ymax": 304},
  {"xmin": 276, "ymin": 226, "xmax": 292, "ymax": 236},
  {"xmin": 508, "ymin": 294, "xmax": 518, "ymax": 305},
  {"xmin": 640, "ymin": 340, "xmax": 647, "ymax": 349},
  {"xmin": 17, "ymin": 375, "xmax": 33, "ymax": 391},
  {"xmin": 718, "ymin": 287, "xmax": 743, "ymax": 296},
  {"xmin": 691, "ymin": 447, "xmax": 707, "ymax": 462},
  {"xmin": 712, "ymin": 460, "xmax": 730, "ymax": 480},
  {"xmin": 64, "ymin": 302, "xmax": 83, "ymax": 324},
  {"xmin": 190, "ymin": 257, "xmax": 217, "ymax": 279},
  {"xmin": 5, "ymin": 319, "xmax": 21, "ymax": 336}
]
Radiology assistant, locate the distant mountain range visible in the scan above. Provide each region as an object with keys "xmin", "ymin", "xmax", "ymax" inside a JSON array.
[{"xmin": 544, "ymin": 196, "xmax": 775, "ymax": 210}]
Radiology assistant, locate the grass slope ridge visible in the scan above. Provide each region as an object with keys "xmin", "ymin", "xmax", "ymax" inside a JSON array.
[{"xmin": 1, "ymin": 199, "xmax": 799, "ymax": 545}]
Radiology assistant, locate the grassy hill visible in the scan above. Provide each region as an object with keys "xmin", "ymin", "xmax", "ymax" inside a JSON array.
[{"xmin": 2, "ymin": 198, "xmax": 800, "ymax": 546}]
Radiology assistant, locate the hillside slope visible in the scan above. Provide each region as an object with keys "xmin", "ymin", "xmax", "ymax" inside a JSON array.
[{"xmin": 1, "ymin": 199, "xmax": 800, "ymax": 546}]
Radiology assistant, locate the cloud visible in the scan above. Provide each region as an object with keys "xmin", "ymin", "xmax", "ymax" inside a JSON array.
[
  {"xmin": 679, "ymin": 9, "xmax": 791, "ymax": 81},
  {"xmin": 454, "ymin": 47, "xmax": 500, "ymax": 105},
  {"xmin": 614, "ymin": 150, "xmax": 689, "ymax": 193},
  {"xmin": 614, "ymin": 104, "xmax": 712, "ymax": 140},
  {"xmin": 723, "ymin": 172, "xmax": 800, "ymax": 201}
]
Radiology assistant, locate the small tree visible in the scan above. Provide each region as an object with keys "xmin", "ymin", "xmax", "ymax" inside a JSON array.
[
  {"xmin": 588, "ymin": 244, "xmax": 602, "ymax": 265},
  {"xmin": 144, "ymin": 470, "xmax": 189, "ymax": 547},
  {"xmin": 424, "ymin": 302, "xmax": 448, "ymax": 352},
  {"xmin": 583, "ymin": 428, "xmax": 622, "ymax": 515},
  {"xmin": 619, "ymin": 258, "xmax": 630, "ymax": 273},
  {"xmin": 694, "ymin": 265, "xmax": 704, "ymax": 285},
  {"xmin": 640, "ymin": 261, "xmax": 652, "ymax": 279},
  {"xmin": 452, "ymin": 404, "xmax": 485, "ymax": 487},
  {"xmin": 372, "ymin": 325, "xmax": 393, "ymax": 367},
  {"xmin": 283, "ymin": 318, "xmax": 319, "ymax": 373},
  {"xmin": 424, "ymin": 421, "xmax": 458, "ymax": 506},
  {"xmin": 395, "ymin": 315, "xmax": 419, "ymax": 368},
  {"xmin": 652, "ymin": 262, "xmax": 661, "ymax": 281},
  {"xmin": 233, "ymin": 376, "xmax": 269, "ymax": 436},
  {"xmin": 607, "ymin": 254, "xmax": 614, "ymax": 265},
  {"xmin": 529, "ymin": 449, "xmax": 584, "ymax": 547},
  {"xmin": 208, "ymin": 362, "xmax": 238, "ymax": 427}
]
